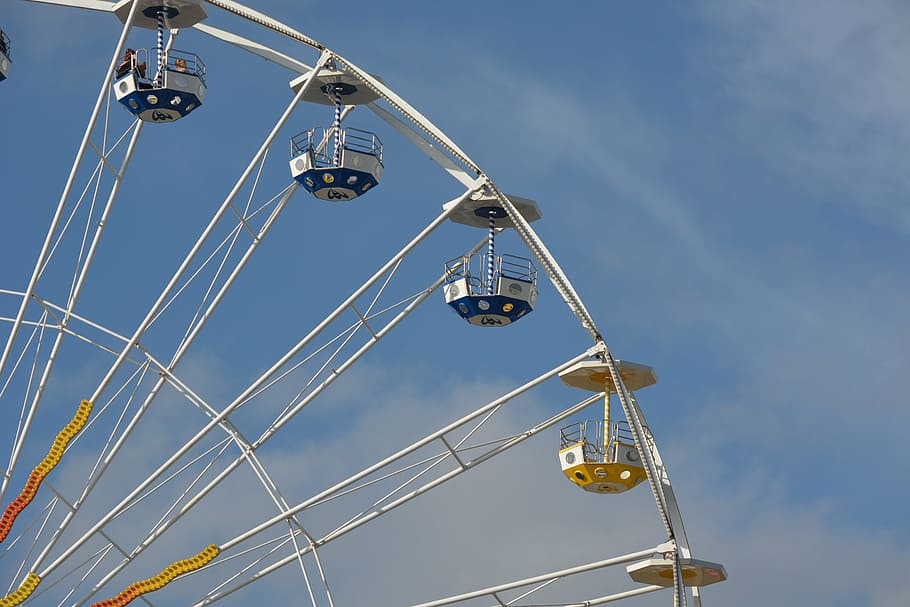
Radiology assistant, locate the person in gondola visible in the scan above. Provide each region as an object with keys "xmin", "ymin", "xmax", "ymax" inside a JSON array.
[
  {"xmin": 115, "ymin": 48, "xmax": 133, "ymax": 78},
  {"xmin": 116, "ymin": 48, "xmax": 145, "ymax": 79}
]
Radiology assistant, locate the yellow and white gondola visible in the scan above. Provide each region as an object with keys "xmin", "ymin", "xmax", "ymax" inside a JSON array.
[{"xmin": 557, "ymin": 359, "xmax": 657, "ymax": 494}]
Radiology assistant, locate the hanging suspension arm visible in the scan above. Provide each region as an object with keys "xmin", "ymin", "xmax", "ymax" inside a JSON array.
[
  {"xmin": 486, "ymin": 210, "xmax": 496, "ymax": 294},
  {"xmin": 331, "ymin": 85, "xmax": 343, "ymax": 165},
  {"xmin": 603, "ymin": 389, "xmax": 611, "ymax": 459}
]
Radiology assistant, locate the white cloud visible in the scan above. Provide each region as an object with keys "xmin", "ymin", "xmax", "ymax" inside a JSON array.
[
  {"xmin": 667, "ymin": 445, "xmax": 910, "ymax": 607},
  {"xmin": 698, "ymin": 0, "xmax": 910, "ymax": 233}
]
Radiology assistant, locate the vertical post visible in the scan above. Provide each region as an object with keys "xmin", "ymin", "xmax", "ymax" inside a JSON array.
[
  {"xmin": 332, "ymin": 86, "xmax": 342, "ymax": 166},
  {"xmin": 156, "ymin": 9, "xmax": 165, "ymax": 86},
  {"xmin": 603, "ymin": 388, "xmax": 610, "ymax": 462},
  {"xmin": 487, "ymin": 210, "xmax": 495, "ymax": 294}
]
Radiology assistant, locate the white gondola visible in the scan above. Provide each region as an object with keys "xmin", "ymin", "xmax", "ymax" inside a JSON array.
[
  {"xmin": 290, "ymin": 126, "xmax": 383, "ymax": 201},
  {"xmin": 0, "ymin": 29, "xmax": 11, "ymax": 82},
  {"xmin": 444, "ymin": 252, "xmax": 538, "ymax": 327},
  {"xmin": 113, "ymin": 49, "xmax": 206, "ymax": 123}
]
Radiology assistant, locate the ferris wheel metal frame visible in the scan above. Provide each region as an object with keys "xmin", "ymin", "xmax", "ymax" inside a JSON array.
[{"xmin": 0, "ymin": 2, "xmax": 725, "ymax": 607}]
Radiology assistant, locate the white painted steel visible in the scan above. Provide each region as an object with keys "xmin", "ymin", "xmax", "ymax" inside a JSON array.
[
  {"xmin": 193, "ymin": 22, "xmax": 313, "ymax": 74},
  {"xmin": 410, "ymin": 544, "xmax": 670, "ymax": 607},
  {"xmin": 367, "ymin": 103, "xmax": 477, "ymax": 189},
  {"xmin": 24, "ymin": 0, "xmax": 114, "ymax": 11}
]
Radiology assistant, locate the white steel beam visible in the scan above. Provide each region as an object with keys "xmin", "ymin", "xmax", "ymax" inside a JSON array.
[
  {"xmin": 193, "ymin": 22, "xmax": 313, "ymax": 74},
  {"xmin": 23, "ymin": 0, "xmax": 114, "ymax": 10},
  {"xmin": 410, "ymin": 544, "xmax": 669, "ymax": 607},
  {"xmin": 368, "ymin": 103, "xmax": 476, "ymax": 189}
]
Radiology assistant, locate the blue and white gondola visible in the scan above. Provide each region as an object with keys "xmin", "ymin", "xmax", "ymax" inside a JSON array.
[
  {"xmin": 110, "ymin": 0, "xmax": 207, "ymax": 123},
  {"xmin": 443, "ymin": 194, "xmax": 543, "ymax": 327},
  {"xmin": 289, "ymin": 72, "xmax": 384, "ymax": 202},
  {"xmin": 113, "ymin": 50, "xmax": 206, "ymax": 123},
  {"xmin": 289, "ymin": 126, "xmax": 383, "ymax": 201},
  {"xmin": 444, "ymin": 252, "xmax": 538, "ymax": 327}
]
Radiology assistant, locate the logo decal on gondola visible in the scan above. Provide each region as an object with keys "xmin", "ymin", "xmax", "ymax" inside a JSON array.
[
  {"xmin": 151, "ymin": 110, "xmax": 174, "ymax": 122},
  {"xmin": 325, "ymin": 188, "xmax": 351, "ymax": 200},
  {"xmin": 480, "ymin": 316, "xmax": 503, "ymax": 326}
]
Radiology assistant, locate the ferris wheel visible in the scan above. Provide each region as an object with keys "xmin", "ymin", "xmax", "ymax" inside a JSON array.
[{"xmin": 0, "ymin": 2, "xmax": 726, "ymax": 607}]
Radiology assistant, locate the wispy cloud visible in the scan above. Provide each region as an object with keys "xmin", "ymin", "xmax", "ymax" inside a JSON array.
[{"xmin": 698, "ymin": 0, "xmax": 910, "ymax": 233}]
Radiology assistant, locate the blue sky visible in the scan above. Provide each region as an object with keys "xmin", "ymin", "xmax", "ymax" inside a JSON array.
[{"xmin": 1, "ymin": 1, "xmax": 908, "ymax": 607}]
